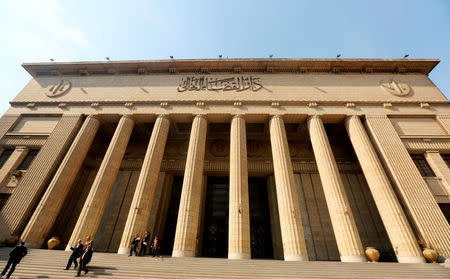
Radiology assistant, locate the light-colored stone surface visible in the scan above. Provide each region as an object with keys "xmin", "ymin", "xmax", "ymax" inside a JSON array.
[
  {"xmin": 307, "ymin": 115, "xmax": 365, "ymax": 262},
  {"xmin": 66, "ymin": 115, "xmax": 134, "ymax": 250},
  {"xmin": 345, "ymin": 116, "xmax": 424, "ymax": 263},
  {"xmin": 20, "ymin": 115, "xmax": 100, "ymax": 248},
  {"xmin": 365, "ymin": 115, "xmax": 450, "ymax": 257},
  {"xmin": 172, "ymin": 115, "xmax": 207, "ymax": 257},
  {"xmin": 228, "ymin": 115, "xmax": 251, "ymax": 259},
  {"xmin": 0, "ymin": 146, "xmax": 29, "ymax": 189},
  {"xmin": 118, "ymin": 115, "xmax": 170, "ymax": 254},
  {"xmin": 0, "ymin": 114, "xmax": 82, "ymax": 241},
  {"xmin": 269, "ymin": 115, "xmax": 308, "ymax": 261}
]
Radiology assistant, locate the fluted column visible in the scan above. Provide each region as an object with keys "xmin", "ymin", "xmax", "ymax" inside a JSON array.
[
  {"xmin": 307, "ymin": 115, "xmax": 365, "ymax": 262},
  {"xmin": 425, "ymin": 151, "xmax": 450, "ymax": 196},
  {"xmin": 66, "ymin": 115, "xmax": 134, "ymax": 250},
  {"xmin": 1, "ymin": 114, "xmax": 82, "ymax": 242},
  {"xmin": 365, "ymin": 115, "xmax": 450, "ymax": 257},
  {"xmin": 228, "ymin": 115, "xmax": 251, "ymax": 259},
  {"xmin": 345, "ymin": 116, "xmax": 424, "ymax": 263},
  {"xmin": 269, "ymin": 115, "xmax": 308, "ymax": 261},
  {"xmin": 20, "ymin": 115, "xmax": 101, "ymax": 248},
  {"xmin": 0, "ymin": 146, "xmax": 29, "ymax": 187},
  {"xmin": 172, "ymin": 115, "xmax": 207, "ymax": 257},
  {"xmin": 118, "ymin": 115, "xmax": 170, "ymax": 254}
]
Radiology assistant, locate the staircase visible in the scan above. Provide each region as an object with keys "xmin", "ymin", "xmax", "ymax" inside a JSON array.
[{"xmin": 1, "ymin": 248, "xmax": 449, "ymax": 278}]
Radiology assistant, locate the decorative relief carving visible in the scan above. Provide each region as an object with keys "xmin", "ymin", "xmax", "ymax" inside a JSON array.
[
  {"xmin": 47, "ymin": 80, "xmax": 72, "ymax": 97},
  {"xmin": 210, "ymin": 140, "xmax": 228, "ymax": 157},
  {"xmin": 178, "ymin": 76, "xmax": 263, "ymax": 92},
  {"xmin": 380, "ymin": 79, "xmax": 411, "ymax": 97}
]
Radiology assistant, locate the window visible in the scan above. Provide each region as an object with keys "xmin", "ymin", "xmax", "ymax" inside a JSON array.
[
  {"xmin": 441, "ymin": 154, "xmax": 450, "ymax": 169},
  {"xmin": 0, "ymin": 150, "xmax": 14, "ymax": 169},
  {"xmin": 411, "ymin": 154, "xmax": 435, "ymax": 177},
  {"xmin": 0, "ymin": 194, "xmax": 10, "ymax": 210},
  {"xmin": 17, "ymin": 150, "xmax": 39, "ymax": 170}
]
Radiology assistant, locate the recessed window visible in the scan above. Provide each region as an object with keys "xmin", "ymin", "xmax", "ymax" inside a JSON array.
[
  {"xmin": 411, "ymin": 154, "xmax": 435, "ymax": 177},
  {"xmin": 0, "ymin": 150, "xmax": 14, "ymax": 169},
  {"xmin": 17, "ymin": 150, "xmax": 39, "ymax": 170}
]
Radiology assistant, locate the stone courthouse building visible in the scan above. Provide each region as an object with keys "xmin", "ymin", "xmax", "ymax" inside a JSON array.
[{"xmin": 0, "ymin": 59, "xmax": 449, "ymax": 264}]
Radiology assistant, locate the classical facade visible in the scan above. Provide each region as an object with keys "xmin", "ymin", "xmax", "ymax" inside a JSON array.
[{"xmin": 0, "ymin": 59, "xmax": 449, "ymax": 264}]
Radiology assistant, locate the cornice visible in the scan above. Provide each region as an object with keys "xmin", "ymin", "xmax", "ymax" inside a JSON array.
[{"xmin": 22, "ymin": 58, "xmax": 440, "ymax": 77}]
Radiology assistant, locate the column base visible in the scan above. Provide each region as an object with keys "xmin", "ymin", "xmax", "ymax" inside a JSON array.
[
  {"xmin": 397, "ymin": 256, "xmax": 426, "ymax": 263},
  {"xmin": 228, "ymin": 252, "xmax": 251, "ymax": 260},
  {"xmin": 117, "ymin": 247, "xmax": 129, "ymax": 255},
  {"xmin": 65, "ymin": 244, "xmax": 72, "ymax": 252},
  {"xmin": 284, "ymin": 254, "xmax": 307, "ymax": 261},
  {"xmin": 340, "ymin": 255, "xmax": 366, "ymax": 262},
  {"xmin": 172, "ymin": 249, "xmax": 195, "ymax": 258}
]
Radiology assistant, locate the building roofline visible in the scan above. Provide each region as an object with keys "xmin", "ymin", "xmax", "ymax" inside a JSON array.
[{"xmin": 22, "ymin": 58, "xmax": 440, "ymax": 77}]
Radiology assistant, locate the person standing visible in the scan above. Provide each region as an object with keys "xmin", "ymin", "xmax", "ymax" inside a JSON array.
[
  {"xmin": 65, "ymin": 239, "xmax": 83, "ymax": 270},
  {"xmin": 129, "ymin": 233, "xmax": 140, "ymax": 256},
  {"xmin": 75, "ymin": 244, "xmax": 93, "ymax": 277},
  {"xmin": 1, "ymin": 242, "xmax": 27, "ymax": 278},
  {"xmin": 151, "ymin": 236, "xmax": 160, "ymax": 258},
  {"xmin": 139, "ymin": 231, "xmax": 150, "ymax": 256}
]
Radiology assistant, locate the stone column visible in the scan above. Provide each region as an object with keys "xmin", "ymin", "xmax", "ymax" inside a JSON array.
[
  {"xmin": 118, "ymin": 115, "xmax": 170, "ymax": 254},
  {"xmin": 172, "ymin": 115, "xmax": 207, "ymax": 257},
  {"xmin": 345, "ymin": 116, "xmax": 424, "ymax": 263},
  {"xmin": 307, "ymin": 115, "xmax": 365, "ymax": 262},
  {"xmin": 425, "ymin": 151, "xmax": 450, "ymax": 196},
  {"xmin": 0, "ymin": 114, "xmax": 82, "ymax": 242},
  {"xmin": 228, "ymin": 115, "xmax": 251, "ymax": 259},
  {"xmin": 0, "ymin": 146, "xmax": 29, "ymax": 187},
  {"xmin": 365, "ymin": 115, "xmax": 450, "ymax": 257},
  {"xmin": 269, "ymin": 115, "xmax": 308, "ymax": 261},
  {"xmin": 66, "ymin": 115, "xmax": 134, "ymax": 250},
  {"xmin": 20, "ymin": 115, "xmax": 101, "ymax": 248}
]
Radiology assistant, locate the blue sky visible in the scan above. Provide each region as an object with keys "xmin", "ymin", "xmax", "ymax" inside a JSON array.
[{"xmin": 1, "ymin": 0, "xmax": 449, "ymax": 115}]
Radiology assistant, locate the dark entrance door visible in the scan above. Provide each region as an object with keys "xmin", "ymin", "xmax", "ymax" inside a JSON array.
[
  {"xmin": 202, "ymin": 177, "xmax": 229, "ymax": 258},
  {"xmin": 160, "ymin": 176, "xmax": 183, "ymax": 255},
  {"xmin": 249, "ymin": 178, "xmax": 273, "ymax": 259}
]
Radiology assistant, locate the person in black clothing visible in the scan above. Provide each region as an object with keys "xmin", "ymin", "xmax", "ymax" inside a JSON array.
[
  {"xmin": 139, "ymin": 231, "xmax": 150, "ymax": 256},
  {"xmin": 65, "ymin": 239, "xmax": 83, "ymax": 270},
  {"xmin": 76, "ymin": 244, "xmax": 93, "ymax": 277},
  {"xmin": 128, "ymin": 233, "xmax": 140, "ymax": 256},
  {"xmin": 1, "ymin": 242, "xmax": 27, "ymax": 278}
]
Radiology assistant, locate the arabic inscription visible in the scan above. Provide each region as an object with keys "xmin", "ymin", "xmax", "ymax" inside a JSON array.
[{"xmin": 178, "ymin": 76, "xmax": 263, "ymax": 92}]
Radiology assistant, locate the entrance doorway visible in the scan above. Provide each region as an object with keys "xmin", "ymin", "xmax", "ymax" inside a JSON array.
[
  {"xmin": 202, "ymin": 177, "xmax": 229, "ymax": 258},
  {"xmin": 160, "ymin": 176, "xmax": 183, "ymax": 255},
  {"xmin": 201, "ymin": 177, "xmax": 273, "ymax": 259},
  {"xmin": 249, "ymin": 178, "xmax": 273, "ymax": 259}
]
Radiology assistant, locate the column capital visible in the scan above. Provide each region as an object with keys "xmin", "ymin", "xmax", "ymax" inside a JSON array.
[
  {"xmin": 15, "ymin": 146, "xmax": 29, "ymax": 151},
  {"xmin": 345, "ymin": 115, "xmax": 360, "ymax": 121},
  {"xmin": 425, "ymin": 150, "xmax": 440, "ymax": 154},
  {"xmin": 157, "ymin": 114, "xmax": 169, "ymax": 120},
  {"xmin": 269, "ymin": 114, "xmax": 283, "ymax": 120},
  {"xmin": 86, "ymin": 114, "xmax": 101, "ymax": 121},
  {"xmin": 121, "ymin": 114, "xmax": 134, "ymax": 121},
  {"xmin": 306, "ymin": 115, "xmax": 321, "ymax": 122},
  {"xmin": 231, "ymin": 114, "xmax": 244, "ymax": 120},
  {"xmin": 193, "ymin": 114, "xmax": 207, "ymax": 120}
]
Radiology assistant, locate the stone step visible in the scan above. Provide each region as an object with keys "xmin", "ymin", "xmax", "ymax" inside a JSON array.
[{"xmin": 0, "ymin": 248, "xmax": 449, "ymax": 279}]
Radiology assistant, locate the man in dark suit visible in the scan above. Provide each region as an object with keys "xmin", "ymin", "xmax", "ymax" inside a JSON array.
[
  {"xmin": 129, "ymin": 233, "xmax": 140, "ymax": 256},
  {"xmin": 139, "ymin": 231, "xmax": 150, "ymax": 256},
  {"xmin": 1, "ymin": 241, "xmax": 27, "ymax": 278},
  {"xmin": 65, "ymin": 239, "xmax": 83, "ymax": 270},
  {"xmin": 76, "ymin": 244, "xmax": 93, "ymax": 277}
]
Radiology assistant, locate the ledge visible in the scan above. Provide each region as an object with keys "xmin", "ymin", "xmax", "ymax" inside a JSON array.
[{"xmin": 22, "ymin": 58, "xmax": 440, "ymax": 77}]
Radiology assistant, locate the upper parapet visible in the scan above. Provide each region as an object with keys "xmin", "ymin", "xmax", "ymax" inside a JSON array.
[{"xmin": 22, "ymin": 58, "xmax": 440, "ymax": 77}]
